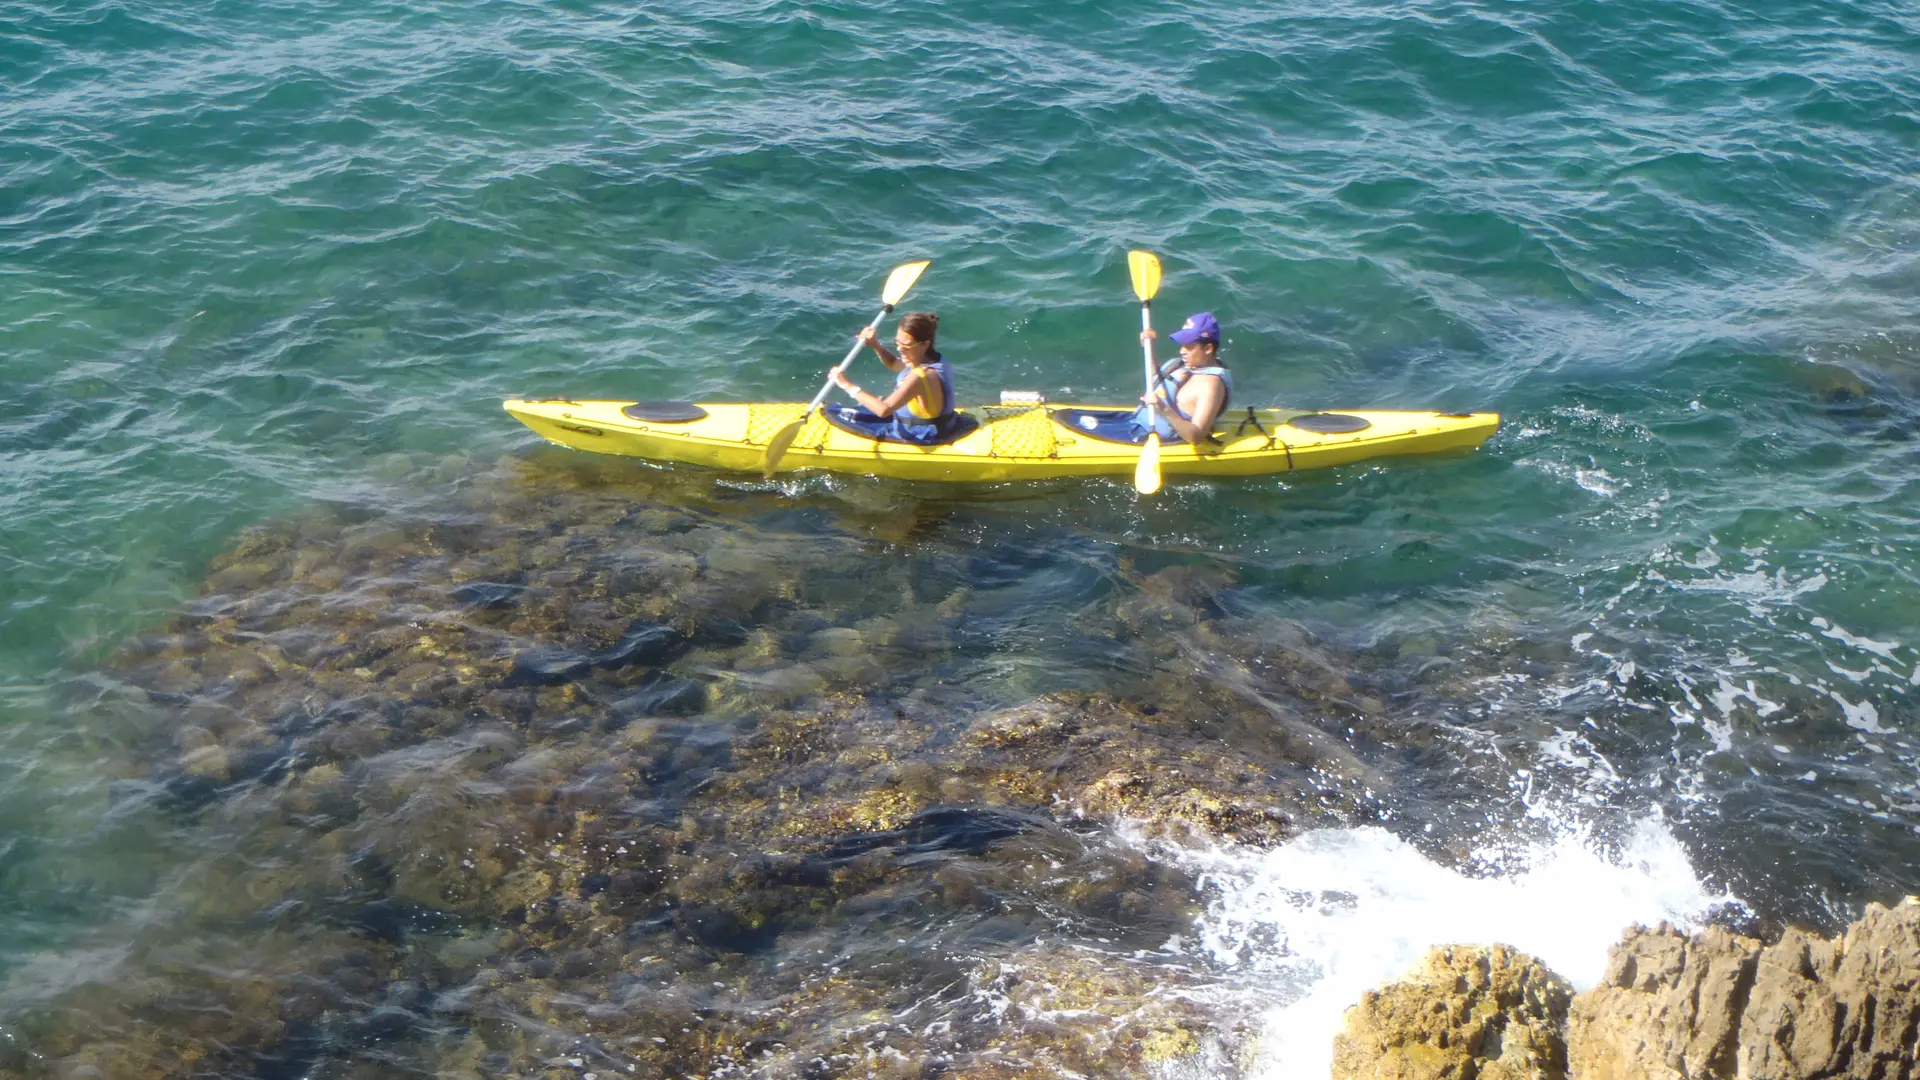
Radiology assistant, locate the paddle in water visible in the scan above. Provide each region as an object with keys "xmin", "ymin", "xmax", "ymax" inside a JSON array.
[
  {"xmin": 761, "ymin": 259, "xmax": 931, "ymax": 478},
  {"xmin": 1129, "ymin": 250, "xmax": 1164, "ymax": 496}
]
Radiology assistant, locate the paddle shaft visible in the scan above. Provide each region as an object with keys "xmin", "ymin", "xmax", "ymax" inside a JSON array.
[
  {"xmin": 809, "ymin": 304, "xmax": 895, "ymax": 412},
  {"xmin": 1140, "ymin": 301, "xmax": 1158, "ymax": 404}
]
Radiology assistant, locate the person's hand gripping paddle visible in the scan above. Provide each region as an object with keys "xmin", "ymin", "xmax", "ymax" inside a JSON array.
[
  {"xmin": 762, "ymin": 259, "xmax": 931, "ymax": 478},
  {"xmin": 1129, "ymin": 250, "xmax": 1164, "ymax": 496}
]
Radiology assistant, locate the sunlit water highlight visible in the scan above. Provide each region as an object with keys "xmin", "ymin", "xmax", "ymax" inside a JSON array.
[{"xmin": 6, "ymin": 0, "xmax": 1920, "ymax": 1073}]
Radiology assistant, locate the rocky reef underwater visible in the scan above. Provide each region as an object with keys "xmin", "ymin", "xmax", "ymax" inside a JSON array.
[{"xmin": 0, "ymin": 451, "xmax": 1907, "ymax": 1079}]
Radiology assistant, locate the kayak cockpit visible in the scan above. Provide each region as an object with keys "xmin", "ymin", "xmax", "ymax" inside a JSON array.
[{"xmin": 819, "ymin": 407, "xmax": 982, "ymax": 446}]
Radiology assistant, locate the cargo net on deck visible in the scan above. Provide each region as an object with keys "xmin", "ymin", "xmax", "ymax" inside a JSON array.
[
  {"xmin": 746, "ymin": 403, "xmax": 824, "ymax": 446},
  {"xmin": 984, "ymin": 406, "xmax": 1057, "ymax": 459}
]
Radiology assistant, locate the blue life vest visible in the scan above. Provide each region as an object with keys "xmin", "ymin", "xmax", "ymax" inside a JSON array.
[
  {"xmin": 887, "ymin": 353, "xmax": 958, "ymax": 443},
  {"xmin": 1133, "ymin": 365, "xmax": 1233, "ymax": 440}
]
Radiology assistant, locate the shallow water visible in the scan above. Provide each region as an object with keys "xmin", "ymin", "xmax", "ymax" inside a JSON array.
[{"xmin": 5, "ymin": 0, "xmax": 1920, "ymax": 1074}]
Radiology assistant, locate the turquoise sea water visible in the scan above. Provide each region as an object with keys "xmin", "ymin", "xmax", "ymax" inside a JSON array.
[{"xmin": 5, "ymin": 0, "xmax": 1920, "ymax": 1073}]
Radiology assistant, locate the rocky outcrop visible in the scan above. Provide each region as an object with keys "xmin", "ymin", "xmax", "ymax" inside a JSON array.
[
  {"xmin": 1335, "ymin": 900, "xmax": 1920, "ymax": 1080},
  {"xmin": 1332, "ymin": 944, "xmax": 1572, "ymax": 1080},
  {"xmin": 1565, "ymin": 925, "xmax": 1760, "ymax": 1080},
  {"xmin": 1569, "ymin": 898, "xmax": 1920, "ymax": 1080}
]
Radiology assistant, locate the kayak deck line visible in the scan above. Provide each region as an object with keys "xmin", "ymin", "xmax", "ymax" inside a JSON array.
[{"xmin": 503, "ymin": 397, "xmax": 1500, "ymax": 483}]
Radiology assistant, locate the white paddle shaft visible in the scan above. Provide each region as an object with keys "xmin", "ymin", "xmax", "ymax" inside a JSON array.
[
  {"xmin": 1140, "ymin": 302, "xmax": 1157, "ymax": 401},
  {"xmin": 809, "ymin": 305, "xmax": 894, "ymax": 411}
]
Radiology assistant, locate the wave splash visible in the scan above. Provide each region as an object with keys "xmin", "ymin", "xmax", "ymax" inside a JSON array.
[{"xmin": 1139, "ymin": 816, "xmax": 1730, "ymax": 1078}]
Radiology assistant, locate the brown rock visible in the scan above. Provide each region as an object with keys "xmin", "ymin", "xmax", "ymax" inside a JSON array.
[
  {"xmin": 1818, "ymin": 899, "xmax": 1920, "ymax": 1078},
  {"xmin": 1568, "ymin": 898, "xmax": 1920, "ymax": 1080},
  {"xmin": 970, "ymin": 946, "xmax": 1250, "ymax": 1075},
  {"xmin": 1332, "ymin": 944, "xmax": 1572, "ymax": 1080},
  {"xmin": 1568, "ymin": 924, "xmax": 1760, "ymax": 1080},
  {"xmin": 179, "ymin": 744, "xmax": 230, "ymax": 781},
  {"xmin": 1736, "ymin": 926, "xmax": 1844, "ymax": 1077}
]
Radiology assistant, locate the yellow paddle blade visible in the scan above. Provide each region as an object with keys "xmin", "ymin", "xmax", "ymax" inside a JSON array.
[
  {"xmin": 1134, "ymin": 432, "xmax": 1163, "ymax": 495},
  {"xmin": 882, "ymin": 260, "xmax": 932, "ymax": 306},
  {"xmin": 761, "ymin": 418, "xmax": 805, "ymax": 478},
  {"xmin": 1128, "ymin": 250, "xmax": 1162, "ymax": 303}
]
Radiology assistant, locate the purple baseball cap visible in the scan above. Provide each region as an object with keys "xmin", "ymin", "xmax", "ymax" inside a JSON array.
[{"xmin": 1169, "ymin": 312, "xmax": 1220, "ymax": 345}]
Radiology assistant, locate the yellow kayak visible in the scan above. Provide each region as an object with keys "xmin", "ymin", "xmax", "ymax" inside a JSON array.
[{"xmin": 503, "ymin": 397, "xmax": 1499, "ymax": 484}]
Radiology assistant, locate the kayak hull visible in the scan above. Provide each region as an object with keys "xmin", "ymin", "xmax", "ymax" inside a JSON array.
[{"xmin": 502, "ymin": 399, "xmax": 1499, "ymax": 483}]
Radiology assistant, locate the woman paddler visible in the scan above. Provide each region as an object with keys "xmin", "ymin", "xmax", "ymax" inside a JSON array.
[
  {"xmin": 828, "ymin": 312, "xmax": 960, "ymax": 443},
  {"xmin": 1136, "ymin": 311, "xmax": 1231, "ymax": 447}
]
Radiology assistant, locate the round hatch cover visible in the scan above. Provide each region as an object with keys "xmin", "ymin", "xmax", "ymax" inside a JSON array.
[
  {"xmin": 1287, "ymin": 412, "xmax": 1372, "ymax": 434},
  {"xmin": 622, "ymin": 401, "xmax": 708, "ymax": 423}
]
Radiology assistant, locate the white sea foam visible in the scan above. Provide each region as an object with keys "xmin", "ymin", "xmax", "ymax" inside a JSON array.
[
  {"xmin": 1814, "ymin": 619, "xmax": 1901, "ymax": 662},
  {"xmin": 1138, "ymin": 817, "xmax": 1728, "ymax": 1079}
]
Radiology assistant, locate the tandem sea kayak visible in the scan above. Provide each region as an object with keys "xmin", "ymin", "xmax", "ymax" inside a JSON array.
[{"xmin": 503, "ymin": 396, "xmax": 1499, "ymax": 484}]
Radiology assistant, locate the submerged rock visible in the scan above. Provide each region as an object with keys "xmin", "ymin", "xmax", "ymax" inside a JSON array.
[{"xmin": 11, "ymin": 455, "xmax": 1506, "ymax": 1079}]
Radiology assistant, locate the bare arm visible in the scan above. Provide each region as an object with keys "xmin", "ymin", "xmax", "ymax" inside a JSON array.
[
  {"xmin": 1146, "ymin": 374, "xmax": 1225, "ymax": 447},
  {"xmin": 831, "ymin": 367, "xmax": 927, "ymax": 419},
  {"xmin": 869, "ymin": 375, "xmax": 922, "ymax": 419},
  {"xmin": 857, "ymin": 326, "xmax": 905, "ymax": 373}
]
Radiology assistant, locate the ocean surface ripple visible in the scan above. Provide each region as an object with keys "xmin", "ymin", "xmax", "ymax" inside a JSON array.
[{"xmin": 3, "ymin": 0, "xmax": 1920, "ymax": 1074}]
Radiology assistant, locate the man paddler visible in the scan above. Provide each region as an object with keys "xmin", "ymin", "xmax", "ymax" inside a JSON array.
[{"xmin": 1136, "ymin": 311, "xmax": 1232, "ymax": 447}]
